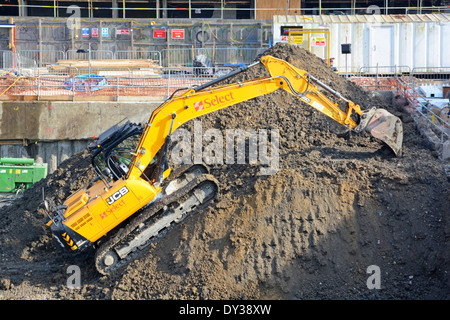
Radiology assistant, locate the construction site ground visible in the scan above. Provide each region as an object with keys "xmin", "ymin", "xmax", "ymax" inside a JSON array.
[{"xmin": 0, "ymin": 44, "xmax": 448, "ymax": 300}]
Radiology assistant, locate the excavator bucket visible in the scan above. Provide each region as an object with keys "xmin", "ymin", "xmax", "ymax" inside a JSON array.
[{"xmin": 357, "ymin": 108, "xmax": 403, "ymax": 157}]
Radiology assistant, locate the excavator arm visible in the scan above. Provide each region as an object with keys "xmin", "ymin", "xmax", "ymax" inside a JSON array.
[
  {"xmin": 129, "ymin": 55, "xmax": 402, "ymax": 181},
  {"xmin": 261, "ymin": 56, "xmax": 403, "ymax": 156}
]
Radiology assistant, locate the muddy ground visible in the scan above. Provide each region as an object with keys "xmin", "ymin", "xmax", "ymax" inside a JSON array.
[{"xmin": 0, "ymin": 43, "xmax": 449, "ymax": 300}]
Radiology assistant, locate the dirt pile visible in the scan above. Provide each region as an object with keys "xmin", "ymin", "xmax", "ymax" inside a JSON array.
[{"xmin": 0, "ymin": 43, "xmax": 449, "ymax": 300}]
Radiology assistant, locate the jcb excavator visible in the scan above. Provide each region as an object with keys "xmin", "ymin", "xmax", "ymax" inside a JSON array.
[{"xmin": 43, "ymin": 56, "xmax": 403, "ymax": 275}]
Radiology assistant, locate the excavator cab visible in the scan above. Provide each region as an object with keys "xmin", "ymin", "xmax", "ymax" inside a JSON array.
[{"xmin": 88, "ymin": 120, "xmax": 144, "ymax": 181}]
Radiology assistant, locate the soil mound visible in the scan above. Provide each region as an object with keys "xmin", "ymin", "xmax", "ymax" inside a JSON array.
[{"xmin": 0, "ymin": 43, "xmax": 448, "ymax": 300}]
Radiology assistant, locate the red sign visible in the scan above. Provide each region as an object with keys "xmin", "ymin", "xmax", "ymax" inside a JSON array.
[
  {"xmin": 116, "ymin": 29, "xmax": 130, "ymax": 35},
  {"xmin": 312, "ymin": 37, "xmax": 326, "ymax": 46},
  {"xmin": 92, "ymin": 28, "xmax": 98, "ymax": 38},
  {"xmin": 171, "ymin": 29, "xmax": 185, "ymax": 39},
  {"xmin": 153, "ymin": 29, "xmax": 166, "ymax": 39}
]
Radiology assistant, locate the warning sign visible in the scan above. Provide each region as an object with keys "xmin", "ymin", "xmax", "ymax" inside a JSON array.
[
  {"xmin": 312, "ymin": 37, "xmax": 326, "ymax": 46},
  {"xmin": 116, "ymin": 29, "xmax": 130, "ymax": 35},
  {"xmin": 293, "ymin": 36, "xmax": 303, "ymax": 44},
  {"xmin": 153, "ymin": 29, "xmax": 166, "ymax": 39},
  {"xmin": 82, "ymin": 28, "xmax": 89, "ymax": 38},
  {"xmin": 92, "ymin": 28, "xmax": 99, "ymax": 38},
  {"xmin": 171, "ymin": 29, "xmax": 185, "ymax": 39},
  {"xmin": 282, "ymin": 35, "xmax": 303, "ymax": 44}
]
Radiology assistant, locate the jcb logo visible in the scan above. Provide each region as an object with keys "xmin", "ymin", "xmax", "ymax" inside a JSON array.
[{"xmin": 106, "ymin": 186, "xmax": 129, "ymax": 205}]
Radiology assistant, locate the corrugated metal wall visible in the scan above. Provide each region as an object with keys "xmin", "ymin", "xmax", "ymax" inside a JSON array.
[
  {"xmin": 0, "ymin": 140, "xmax": 89, "ymax": 173},
  {"xmin": 273, "ymin": 14, "xmax": 450, "ymax": 72}
]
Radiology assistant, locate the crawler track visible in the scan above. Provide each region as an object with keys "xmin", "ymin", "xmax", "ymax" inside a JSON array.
[{"xmin": 95, "ymin": 165, "xmax": 219, "ymax": 275}]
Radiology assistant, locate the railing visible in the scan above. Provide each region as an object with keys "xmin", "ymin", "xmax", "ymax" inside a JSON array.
[
  {"xmin": 358, "ymin": 65, "xmax": 411, "ymax": 77},
  {"xmin": 345, "ymin": 66, "xmax": 413, "ymax": 90},
  {"xmin": 395, "ymin": 67, "xmax": 450, "ymax": 150},
  {"xmin": 114, "ymin": 50, "xmax": 162, "ymax": 65},
  {"xmin": 3, "ymin": 48, "xmax": 265, "ymax": 77},
  {"xmin": 411, "ymin": 67, "xmax": 450, "ymax": 141},
  {"xmin": 2, "ymin": 62, "xmax": 449, "ymax": 155},
  {"xmin": 18, "ymin": 50, "xmax": 65, "ymax": 65},
  {"xmin": 0, "ymin": 66, "xmax": 233, "ymax": 100},
  {"xmin": 160, "ymin": 47, "xmax": 265, "ymax": 67},
  {"xmin": 65, "ymin": 49, "xmax": 114, "ymax": 60},
  {"xmin": 348, "ymin": 77, "xmax": 401, "ymax": 91}
]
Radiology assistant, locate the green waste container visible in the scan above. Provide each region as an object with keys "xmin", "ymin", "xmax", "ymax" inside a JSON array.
[{"xmin": 0, "ymin": 157, "xmax": 48, "ymax": 192}]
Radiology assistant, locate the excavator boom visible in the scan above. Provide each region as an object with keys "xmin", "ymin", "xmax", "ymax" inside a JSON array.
[
  {"xmin": 128, "ymin": 56, "xmax": 402, "ymax": 181},
  {"xmin": 260, "ymin": 56, "xmax": 403, "ymax": 156},
  {"xmin": 43, "ymin": 55, "xmax": 403, "ymax": 275}
]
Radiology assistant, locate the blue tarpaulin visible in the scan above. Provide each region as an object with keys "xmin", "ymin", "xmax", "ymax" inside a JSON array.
[{"xmin": 63, "ymin": 74, "xmax": 108, "ymax": 91}]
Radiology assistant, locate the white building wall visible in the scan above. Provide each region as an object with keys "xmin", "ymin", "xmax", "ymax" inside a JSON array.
[{"xmin": 273, "ymin": 14, "xmax": 450, "ymax": 73}]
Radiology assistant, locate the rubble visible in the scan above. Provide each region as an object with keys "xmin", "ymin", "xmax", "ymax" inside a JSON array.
[{"xmin": 0, "ymin": 43, "xmax": 448, "ymax": 300}]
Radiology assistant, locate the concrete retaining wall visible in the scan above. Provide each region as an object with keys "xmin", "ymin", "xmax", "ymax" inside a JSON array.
[
  {"xmin": 0, "ymin": 140, "xmax": 89, "ymax": 173},
  {"xmin": 0, "ymin": 100, "xmax": 163, "ymax": 172},
  {"xmin": 0, "ymin": 100, "xmax": 162, "ymax": 141}
]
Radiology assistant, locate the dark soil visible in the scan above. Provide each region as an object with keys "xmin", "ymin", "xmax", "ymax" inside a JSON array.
[{"xmin": 0, "ymin": 43, "xmax": 448, "ymax": 300}]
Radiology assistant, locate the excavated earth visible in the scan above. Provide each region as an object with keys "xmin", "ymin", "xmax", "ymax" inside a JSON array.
[{"xmin": 0, "ymin": 43, "xmax": 449, "ymax": 300}]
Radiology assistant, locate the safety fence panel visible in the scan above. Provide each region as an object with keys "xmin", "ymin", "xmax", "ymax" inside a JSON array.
[
  {"xmin": 348, "ymin": 77, "xmax": 400, "ymax": 91},
  {"xmin": 2, "ymin": 47, "xmax": 266, "ymax": 73},
  {"xmin": 358, "ymin": 65, "xmax": 411, "ymax": 77},
  {"xmin": 198, "ymin": 47, "xmax": 266, "ymax": 66},
  {"xmin": 114, "ymin": 50, "xmax": 162, "ymax": 65},
  {"xmin": 35, "ymin": 63, "xmax": 79, "ymax": 76},
  {"xmin": 0, "ymin": 51, "xmax": 19, "ymax": 71},
  {"xmin": 65, "ymin": 50, "xmax": 115, "ymax": 60},
  {"xmin": 160, "ymin": 48, "xmax": 208, "ymax": 68},
  {"xmin": 409, "ymin": 67, "xmax": 450, "ymax": 144},
  {"xmin": 5, "ymin": 72, "xmax": 447, "ymax": 101},
  {"xmin": 0, "ymin": 67, "xmax": 233, "ymax": 100}
]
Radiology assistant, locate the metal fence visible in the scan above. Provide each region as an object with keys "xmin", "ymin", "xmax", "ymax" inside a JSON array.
[
  {"xmin": 159, "ymin": 47, "xmax": 265, "ymax": 67},
  {"xmin": 395, "ymin": 67, "xmax": 450, "ymax": 149},
  {"xmin": 114, "ymin": 50, "xmax": 161, "ymax": 64},
  {"xmin": 0, "ymin": 50, "xmax": 20, "ymax": 72},
  {"xmin": 0, "ymin": 66, "xmax": 234, "ymax": 100},
  {"xmin": 18, "ymin": 50, "xmax": 65, "ymax": 64},
  {"xmin": 2, "ymin": 60, "xmax": 449, "ymax": 157},
  {"xmin": 348, "ymin": 77, "xmax": 401, "ymax": 91},
  {"xmin": 66, "ymin": 49, "xmax": 115, "ymax": 60},
  {"xmin": 2, "ymin": 47, "xmax": 265, "ymax": 72}
]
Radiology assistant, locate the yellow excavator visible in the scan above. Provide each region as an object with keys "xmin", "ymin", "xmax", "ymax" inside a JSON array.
[{"xmin": 43, "ymin": 56, "xmax": 403, "ymax": 275}]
